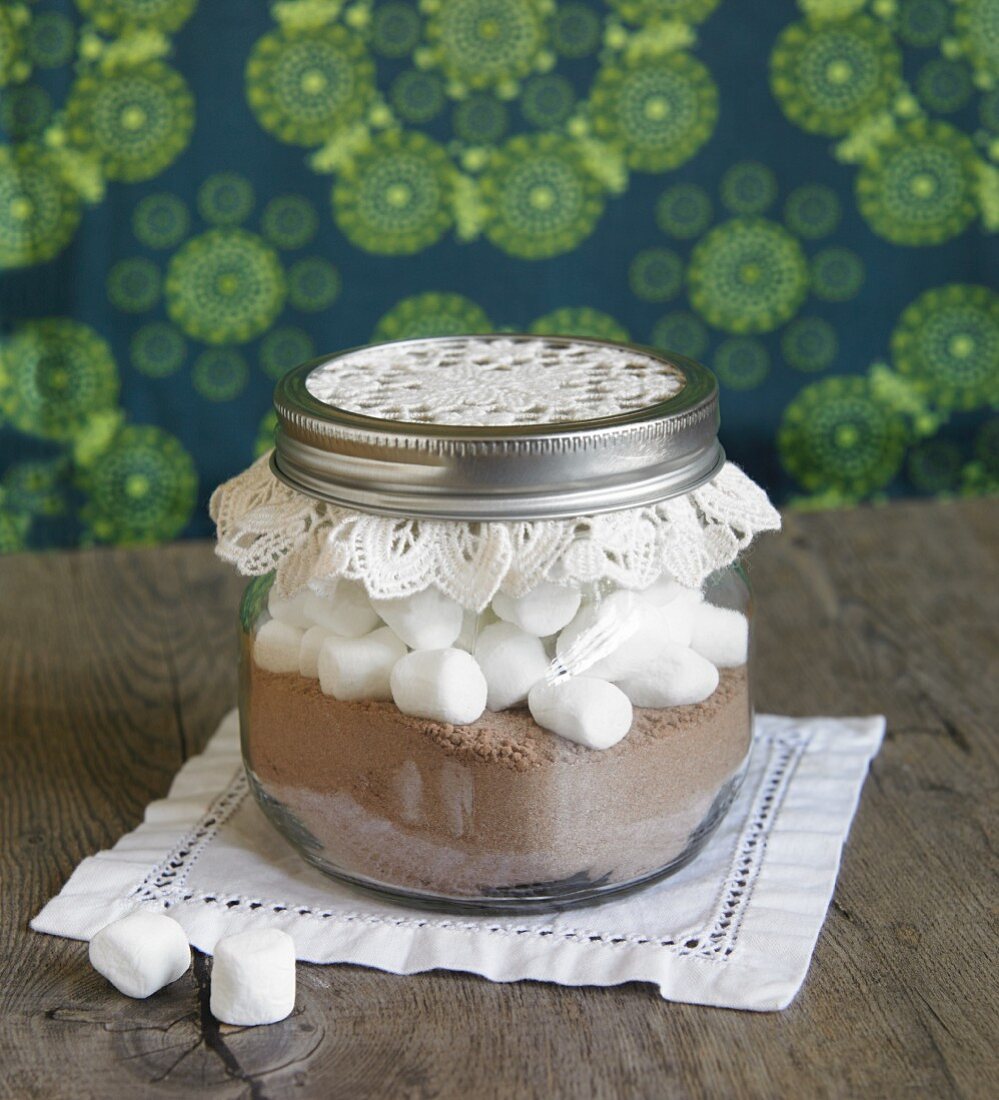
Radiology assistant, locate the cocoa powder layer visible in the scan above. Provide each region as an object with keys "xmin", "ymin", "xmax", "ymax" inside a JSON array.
[{"xmin": 243, "ymin": 657, "xmax": 751, "ymax": 898}]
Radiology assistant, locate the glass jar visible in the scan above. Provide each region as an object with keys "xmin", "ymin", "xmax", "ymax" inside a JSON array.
[{"xmin": 213, "ymin": 336, "xmax": 780, "ymax": 912}]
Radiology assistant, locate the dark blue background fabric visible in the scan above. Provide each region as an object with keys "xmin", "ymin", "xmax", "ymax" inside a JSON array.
[{"xmin": 1, "ymin": 0, "xmax": 996, "ymax": 550}]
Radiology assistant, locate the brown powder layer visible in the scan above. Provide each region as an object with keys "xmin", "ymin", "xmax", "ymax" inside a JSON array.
[{"xmin": 243, "ymin": 658, "xmax": 751, "ymax": 898}]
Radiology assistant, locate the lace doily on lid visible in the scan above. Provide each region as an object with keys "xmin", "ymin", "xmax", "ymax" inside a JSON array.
[
  {"xmin": 304, "ymin": 338, "xmax": 686, "ymax": 426},
  {"xmin": 211, "ymin": 456, "xmax": 781, "ymax": 611}
]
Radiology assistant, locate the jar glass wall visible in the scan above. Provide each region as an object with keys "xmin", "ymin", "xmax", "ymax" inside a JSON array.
[{"xmin": 238, "ymin": 567, "xmax": 753, "ymax": 913}]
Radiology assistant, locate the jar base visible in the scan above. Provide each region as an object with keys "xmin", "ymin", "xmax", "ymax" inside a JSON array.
[{"xmin": 247, "ymin": 766, "xmax": 746, "ymax": 915}]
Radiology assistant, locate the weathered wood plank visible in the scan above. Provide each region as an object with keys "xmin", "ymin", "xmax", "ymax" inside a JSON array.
[{"xmin": 1, "ymin": 499, "xmax": 996, "ymax": 1099}]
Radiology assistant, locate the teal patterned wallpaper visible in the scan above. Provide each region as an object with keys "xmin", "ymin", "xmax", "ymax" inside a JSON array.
[{"xmin": 0, "ymin": 0, "xmax": 996, "ymax": 550}]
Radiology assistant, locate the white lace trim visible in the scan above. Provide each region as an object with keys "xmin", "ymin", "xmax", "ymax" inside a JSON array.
[
  {"xmin": 304, "ymin": 337, "xmax": 686, "ymax": 426},
  {"xmin": 210, "ymin": 455, "xmax": 781, "ymax": 610}
]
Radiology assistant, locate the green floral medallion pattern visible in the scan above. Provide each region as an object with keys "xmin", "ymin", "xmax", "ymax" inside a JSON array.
[
  {"xmin": 688, "ymin": 218, "xmax": 809, "ymax": 334},
  {"xmin": 240, "ymin": 0, "xmax": 724, "ymax": 259},
  {"xmin": 332, "ymin": 130, "xmax": 454, "ymax": 254},
  {"xmin": 0, "ymin": 143, "xmax": 81, "ymax": 268},
  {"xmin": 1, "ymin": 0, "xmax": 996, "ymax": 551},
  {"xmin": 480, "ymin": 132, "xmax": 602, "ymax": 258},
  {"xmin": 165, "ymin": 228, "xmax": 287, "ymax": 344},
  {"xmin": 65, "ymin": 60, "xmax": 194, "ymax": 183}
]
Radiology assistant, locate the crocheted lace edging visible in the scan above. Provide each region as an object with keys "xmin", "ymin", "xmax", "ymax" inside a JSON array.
[{"xmin": 210, "ymin": 455, "xmax": 781, "ymax": 610}]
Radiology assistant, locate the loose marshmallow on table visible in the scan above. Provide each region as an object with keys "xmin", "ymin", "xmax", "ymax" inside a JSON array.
[
  {"xmin": 474, "ymin": 621, "xmax": 549, "ymax": 711},
  {"xmin": 492, "ymin": 581, "xmax": 582, "ymax": 638},
  {"xmin": 617, "ymin": 644, "xmax": 719, "ymax": 708},
  {"xmin": 390, "ymin": 648, "xmax": 488, "ymax": 725},
  {"xmin": 209, "ymin": 928, "xmax": 296, "ymax": 1027},
  {"xmin": 690, "ymin": 604, "xmax": 749, "ymax": 668},
  {"xmin": 267, "ymin": 587, "xmax": 313, "ymax": 629},
  {"xmin": 304, "ymin": 580, "xmax": 381, "ymax": 638},
  {"xmin": 89, "ymin": 912, "xmax": 190, "ymax": 999},
  {"xmin": 298, "ymin": 625, "xmax": 331, "ymax": 679},
  {"xmin": 318, "ymin": 626, "xmax": 407, "ymax": 701},
  {"xmin": 371, "ymin": 587, "xmax": 463, "ymax": 650},
  {"xmin": 528, "ymin": 677, "xmax": 633, "ymax": 750},
  {"xmin": 254, "ymin": 619, "xmax": 305, "ymax": 674}
]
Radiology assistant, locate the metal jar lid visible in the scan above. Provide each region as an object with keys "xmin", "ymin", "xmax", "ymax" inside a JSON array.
[{"xmin": 271, "ymin": 334, "xmax": 723, "ymax": 521}]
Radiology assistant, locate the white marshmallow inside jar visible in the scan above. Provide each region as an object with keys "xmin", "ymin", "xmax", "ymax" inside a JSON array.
[{"xmin": 213, "ymin": 335, "xmax": 781, "ymax": 913}]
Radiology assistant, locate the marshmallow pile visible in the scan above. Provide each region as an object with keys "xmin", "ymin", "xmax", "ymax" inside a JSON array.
[
  {"xmin": 88, "ymin": 912, "xmax": 296, "ymax": 1026},
  {"xmin": 255, "ymin": 574, "xmax": 748, "ymax": 751}
]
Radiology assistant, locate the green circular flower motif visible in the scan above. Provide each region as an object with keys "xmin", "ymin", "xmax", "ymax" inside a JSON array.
[
  {"xmin": 0, "ymin": 85, "xmax": 53, "ymax": 139},
  {"xmin": 75, "ymin": 0, "xmax": 198, "ymax": 34},
  {"xmin": 260, "ymin": 326, "xmax": 316, "ymax": 379},
  {"xmin": 629, "ymin": 247, "xmax": 684, "ymax": 303},
  {"xmin": 261, "ymin": 195, "xmax": 318, "ymax": 250},
  {"xmin": 333, "ymin": 131, "xmax": 453, "ymax": 255},
  {"xmin": 132, "ymin": 192, "xmax": 190, "ymax": 249},
  {"xmin": 79, "ymin": 425, "xmax": 197, "ymax": 544},
  {"xmin": 770, "ymin": 15, "xmax": 901, "ymax": 137},
  {"xmin": 713, "ymin": 337, "xmax": 771, "ymax": 391},
  {"xmin": 783, "ymin": 184, "xmax": 840, "ymax": 239},
  {"xmin": 480, "ymin": 133, "xmax": 603, "ymax": 258},
  {"xmin": 688, "ymin": 217, "xmax": 809, "ymax": 335},
  {"xmin": 896, "ymin": 0, "xmax": 950, "ymax": 47},
  {"xmin": 246, "ymin": 24, "xmax": 375, "ymax": 146},
  {"xmin": 27, "ymin": 12, "xmax": 75, "ymax": 68},
  {"xmin": 916, "ymin": 59, "xmax": 973, "ymax": 113},
  {"xmin": 655, "ymin": 182, "xmax": 712, "ymax": 239},
  {"xmin": 857, "ymin": 121, "xmax": 977, "ymax": 246},
  {"xmin": 453, "ymin": 94, "xmax": 508, "ymax": 144},
  {"xmin": 130, "ymin": 322, "xmax": 186, "ymax": 377},
  {"xmin": 391, "ymin": 69, "xmax": 447, "ymax": 123},
  {"xmin": 107, "ymin": 257, "xmax": 161, "ymax": 313},
  {"xmin": 890, "ymin": 284, "xmax": 999, "ymax": 410},
  {"xmin": 197, "ymin": 172, "xmax": 255, "ymax": 226},
  {"xmin": 781, "ymin": 316, "xmax": 838, "ymax": 372},
  {"xmin": 651, "ymin": 311, "xmax": 709, "ymax": 359},
  {"xmin": 165, "ymin": 228, "xmax": 287, "ymax": 344},
  {"xmin": 0, "ymin": 319, "xmax": 118, "ymax": 441},
  {"xmin": 370, "ymin": 2, "xmax": 423, "ymax": 58},
  {"xmin": 421, "ymin": 0, "xmax": 552, "ymax": 95},
  {"xmin": 3, "ymin": 459, "xmax": 67, "ymax": 517},
  {"xmin": 720, "ymin": 161, "xmax": 778, "ymax": 216},
  {"xmin": 907, "ymin": 440, "xmax": 963, "ymax": 493},
  {"xmin": 374, "ymin": 292, "xmax": 492, "ymax": 340},
  {"xmin": 810, "ymin": 246, "xmax": 865, "ymax": 301},
  {"xmin": 590, "ymin": 51, "xmax": 718, "ymax": 172},
  {"xmin": 778, "ymin": 376, "xmax": 907, "ymax": 496},
  {"xmin": 0, "ymin": 144, "xmax": 81, "ymax": 269},
  {"xmin": 980, "ymin": 88, "xmax": 999, "ymax": 131},
  {"xmin": 255, "ymin": 410, "xmax": 278, "ymax": 458},
  {"xmin": 530, "ymin": 307, "xmax": 629, "ymax": 342},
  {"xmin": 521, "ymin": 74, "xmax": 575, "ymax": 128},
  {"xmin": 192, "ymin": 348, "xmax": 249, "ymax": 402},
  {"xmin": 607, "ymin": 0, "xmax": 721, "ymax": 24},
  {"xmin": 551, "ymin": 2, "xmax": 600, "ymax": 58},
  {"xmin": 66, "ymin": 61, "xmax": 194, "ymax": 183},
  {"xmin": 954, "ymin": 0, "xmax": 999, "ymax": 83},
  {"xmin": 287, "ymin": 257, "xmax": 341, "ymax": 311}
]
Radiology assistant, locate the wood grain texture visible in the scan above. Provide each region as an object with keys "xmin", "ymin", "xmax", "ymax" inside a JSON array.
[{"xmin": 0, "ymin": 500, "xmax": 996, "ymax": 1100}]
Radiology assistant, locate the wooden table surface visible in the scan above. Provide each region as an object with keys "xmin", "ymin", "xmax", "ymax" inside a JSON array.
[{"xmin": 1, "ymin": 498, "xmax": 996, "ymax": 1099}]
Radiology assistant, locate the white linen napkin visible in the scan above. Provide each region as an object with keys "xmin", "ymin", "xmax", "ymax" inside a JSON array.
[{"xmin": 32, "ymin": 709, "xmax": 884, "ymax": 1012}]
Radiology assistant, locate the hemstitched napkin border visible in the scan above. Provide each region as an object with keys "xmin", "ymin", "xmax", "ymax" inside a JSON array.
[{"xmin": 32, "ymin": 710, "xmax": 885, "ymax": 1012}]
